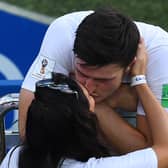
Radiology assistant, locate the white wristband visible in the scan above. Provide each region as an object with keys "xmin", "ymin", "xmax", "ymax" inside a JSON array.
[{"xmin": 131, "ymin": 75, "xmax": 146, "ymax": 87}]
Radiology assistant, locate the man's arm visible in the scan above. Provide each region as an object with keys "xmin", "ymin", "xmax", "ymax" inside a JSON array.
[{"xmin": 19, "ymin": 88, "xmax": 34, "ymax": 140}]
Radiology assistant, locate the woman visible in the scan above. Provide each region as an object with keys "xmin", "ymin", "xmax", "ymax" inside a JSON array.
[
  {"xmin": 1, "ymin": 39, "xmax": 168, "ymax": 167},
  {"xmin": 0, "ymin": 71, "xmax": 167, "ymax": 168}
]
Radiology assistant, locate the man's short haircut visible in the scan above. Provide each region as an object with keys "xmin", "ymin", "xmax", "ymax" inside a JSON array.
[{"xmin": 74, "ymin": 8, "xmax": 140, "ymax": 67}]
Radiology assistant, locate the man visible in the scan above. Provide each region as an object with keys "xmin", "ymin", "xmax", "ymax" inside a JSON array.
[{"xmin": 19, "ymin": 8, "xmax": 168, "ymax": 153}]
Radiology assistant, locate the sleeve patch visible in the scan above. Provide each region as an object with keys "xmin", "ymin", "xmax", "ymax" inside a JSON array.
[{"xmin": 31, "ymin": 55, "xmax": 55, "ymax": 80}]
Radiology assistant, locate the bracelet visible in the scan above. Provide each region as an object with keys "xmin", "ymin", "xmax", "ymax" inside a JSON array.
[{"xmin": 131, "ymin": 75, "xmax": 146, "ymax": 87}]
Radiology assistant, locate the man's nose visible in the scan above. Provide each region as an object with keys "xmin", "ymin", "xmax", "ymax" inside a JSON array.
[{"xmin": 84, "ymin": 78, "xmax": 96, "ymax": 94}]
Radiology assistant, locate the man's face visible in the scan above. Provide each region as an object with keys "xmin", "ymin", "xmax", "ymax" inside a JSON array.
[{"xmin": 74, "ymin": 58, "xmax": 126, "ymax": 103}]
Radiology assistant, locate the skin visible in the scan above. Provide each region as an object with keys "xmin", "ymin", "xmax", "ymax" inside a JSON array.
[
  {"xmin": 78, "ymin": 83, "xmax": 95, "ymax": 112},
  {"xmin": 73, "ymin": 38, "xmax": 161, "ymax": 153},
  {"xmin": 19, "ymin": 39, "xmax": 164, "ymax": 154},
  {"xmin": 75, "ymin": 44, "xmax": 168, "ymax": 168},
  {"xmin": 19, "ymin": 40, "xmax": 148, "ymax": 151},
  {"xmin": 8, "ymin": 55, "xmax": 168, "ymax": 168},
  {"xmin": 19, "ymin": 88, "xmax": 34, "ymax": 140},
  {"xmin": 75, "ymin": 57, "xmax": 126, "ymax": 103},
  {"xmin": 16, "ymin": 57, "xmax": 168, "ymax": 168},
  {"xmin": 135, "ymin": 83, "xmax": 168, "ymax": 168}
]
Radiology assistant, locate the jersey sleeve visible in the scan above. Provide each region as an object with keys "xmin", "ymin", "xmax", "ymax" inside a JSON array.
[
  {"xmin": 21, "ymin": 15, "xmax": 75, "ymax": 92},
  {"xmin": 0, "ymin": 147, "xmax": 157, "ymax": 168},
  {"xmin": 0, "ymin": 146, "xmax": 20, "ymax": 168},
  {"xmin": 63, "ymin": 148, "xmax": 157, "ymax": 168},
  {"xmin": 137, "ymin": 46, "xmax": 168, "ymax": 115}
]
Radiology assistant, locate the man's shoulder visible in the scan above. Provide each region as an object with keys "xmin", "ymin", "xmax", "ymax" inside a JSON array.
[
  {"xmin": 134, "ymin": 21, "xmax": 160, "ymax": 35},
  {"xmin": 52, "ymin": 10, "xmax": 94, "ymax": 25},
  {"xmin": 46, "ymin": 10, "xmax": 94, "ymax": 39},
  {"xmin": 135, "ymin": 21, "xmax": 168, "ymax": 48}
]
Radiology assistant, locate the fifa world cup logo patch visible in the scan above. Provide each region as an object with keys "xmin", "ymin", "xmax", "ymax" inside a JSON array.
[
  {"xmin": 40, "ymin": 59, "xmax": 48, "ymax": 74},
  {"xmin": 31, "ymin": 55, "xmax": 55, "ymax": 80}
]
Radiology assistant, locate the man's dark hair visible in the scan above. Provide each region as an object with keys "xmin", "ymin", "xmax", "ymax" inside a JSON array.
[{"xmin": 74, "ymin": 8, "xmax": 140, "ymax": 67}]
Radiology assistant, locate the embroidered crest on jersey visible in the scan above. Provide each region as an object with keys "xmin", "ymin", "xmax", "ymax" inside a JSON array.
[
  {"xmin": 161, "ymin": 84, "xmax": 168, "ymax": 108},
  {"xmin": 31, "ymin": 55, "xmax": 55, "ymax": 80}
]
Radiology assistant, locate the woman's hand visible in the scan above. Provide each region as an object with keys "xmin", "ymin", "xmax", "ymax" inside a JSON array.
[{"xmin": 130, "ymin": 38, "xmax": 148, "ymax": 76}]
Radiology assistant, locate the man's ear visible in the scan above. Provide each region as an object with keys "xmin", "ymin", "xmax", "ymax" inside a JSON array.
[{"xmin": 124, "ymin": 57, "xmax": 136, "ymax": 74}]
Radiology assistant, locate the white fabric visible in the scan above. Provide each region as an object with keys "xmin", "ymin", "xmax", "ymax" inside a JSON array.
[
  {"xmin": 21, "ymin": 10, "xmax": 168, "ymax": 115},
  {"xmin": 0, "ymin": 146, "xmax": 157, "ymax": 168},
  {"xmin": 22, "ymin": 11, "xmax": 93, "ymax": 92},
  {"xmin": 0, "ymin": 146, "xmax": 20, "ymax": 168}
]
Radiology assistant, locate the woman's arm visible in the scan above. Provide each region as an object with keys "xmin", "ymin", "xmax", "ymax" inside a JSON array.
[
  {"xmin": 135, "ymin": 84, "xmax": 168, "ymax": 168},
  {"xmin": 131, "ymin": 38, "xmax": 168, "ymax": 168}
]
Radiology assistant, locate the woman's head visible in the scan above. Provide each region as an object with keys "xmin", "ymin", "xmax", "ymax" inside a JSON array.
[{"xmin": 22, "ymin": 73, "xmax": 108, "ymax": 167}]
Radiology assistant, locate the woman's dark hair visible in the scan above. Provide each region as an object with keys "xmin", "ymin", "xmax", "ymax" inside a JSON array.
[
  {"xmin": 19, "ymin": 73, "xmax": 109, "ymax": 168},
  {"xmin": 74, "ymin": 8, "xmax": 140, "ymax": 67}
]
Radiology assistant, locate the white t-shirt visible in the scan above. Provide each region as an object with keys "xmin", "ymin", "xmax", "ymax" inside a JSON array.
[
  {"xmin": 0, "ymin": 146, "xmax": 157, "ymax": 168},
  {"xmin": 21, "ymin": 10, "xmax": 168, "ymax": 115}
]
